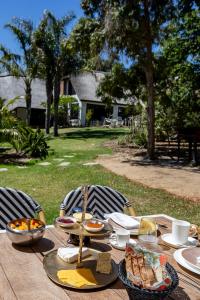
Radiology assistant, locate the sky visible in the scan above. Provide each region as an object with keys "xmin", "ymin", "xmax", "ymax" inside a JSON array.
[{"xmin": 0, "ymin": 0, "xmax": 84, "ymax": 53}]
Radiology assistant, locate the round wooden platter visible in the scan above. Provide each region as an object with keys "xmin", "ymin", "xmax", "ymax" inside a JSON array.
[
  {"xmin": 43, "ymin": 249, "xmax": 118, "ymax": 290},
  {"xmin": 55, "ymin": 220, "xmax": 113, "ymax": 237}
]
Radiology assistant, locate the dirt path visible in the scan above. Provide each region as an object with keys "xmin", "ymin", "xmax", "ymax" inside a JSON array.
[{"xmin": 96, "ymin": 153, "xmax": 200, "ymax": 202}]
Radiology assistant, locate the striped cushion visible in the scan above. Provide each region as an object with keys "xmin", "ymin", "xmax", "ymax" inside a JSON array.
[
  {"xmin": 0, "ymin": 187, "xmax": 42, "ymax": 229},
  {"xmin": 60, "ymin": 185, "xmax": 130, "ymax": 219}
]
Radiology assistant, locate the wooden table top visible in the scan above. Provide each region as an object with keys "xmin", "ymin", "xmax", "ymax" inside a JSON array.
[{"xmin": 0, "ymin": 214, "xmax": 200, "ymax": 300}]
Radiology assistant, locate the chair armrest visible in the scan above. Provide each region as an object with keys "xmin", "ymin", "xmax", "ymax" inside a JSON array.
[
  {"xmin": 38, "ymin": 210, "xmax": 46, "ymax": 224},
  {"xmin": 60, "ymin": 209, "xmax": 65, "ymax": 217},
  {"xmin": 127, "ymin": 206, "xmax": 136, "ymax": 216}
]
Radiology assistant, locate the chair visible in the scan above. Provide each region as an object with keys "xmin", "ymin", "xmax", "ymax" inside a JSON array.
[
  {"xmin": 0, "ymin": 187, "xmax": 45, "ymax": 229},
  {"xmin": 60, "ymin": 185, "xmax": 136, "ymax": 219}
]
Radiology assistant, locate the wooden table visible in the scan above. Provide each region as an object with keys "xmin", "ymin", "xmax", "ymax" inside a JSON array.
[{"xmin": 0, "ymin": 214, "xmax": 200, "ymax": 300}]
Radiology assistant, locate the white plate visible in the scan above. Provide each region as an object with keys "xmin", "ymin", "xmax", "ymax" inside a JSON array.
[
  {"xmin": 174, "ymin": 249, "xmax": 200, "ymax": 275},
  {"xmin": 181, "ymin": 248, "xmax": 200, "ymax": 271},
  {"xmin": 161, "ymin": 233, "xmax": 198, "ymax": 248},
  {"xmin": 110, "ymin": 238, "xmax": 136, "ymax": 250}
]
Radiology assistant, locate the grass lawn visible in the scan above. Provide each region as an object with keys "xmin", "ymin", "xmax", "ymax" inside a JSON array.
[{"xmin": 0, "ymin": 127, "xmax": 200, "ymax": 225}]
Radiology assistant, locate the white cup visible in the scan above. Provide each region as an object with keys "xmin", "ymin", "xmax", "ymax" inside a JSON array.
[
  {"xmin": 115, "ymin": 228, "xmax": 130, "ymax": 247},
  {"xmin": 172, "ymin": 219, "xmax": 190, "ymax": 244}
]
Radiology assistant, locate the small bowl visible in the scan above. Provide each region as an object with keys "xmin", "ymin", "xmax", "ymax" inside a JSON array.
[
  {"xmin": 83, "ymin": 220, "xmax": 104, "ymax": 232},
  {"xmin": 73, "ymin": 212, "xmax": 93, "ymax": 223},
  {"xmin": 56, "ymin": 216, "xmax": 76, "ymax": 228},
  {"xmin": 6, "ymin": 218, "xmax": 45, "ymax": 246}
]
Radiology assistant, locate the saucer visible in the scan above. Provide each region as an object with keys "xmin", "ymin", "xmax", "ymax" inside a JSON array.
[
  {"xmin": 110, "ymin": 238, "xmax": 136, "ymax": 250},
  {"xmin": 174, "ymin": 249, "xmax": 200, "ymax": 275},
  {"xmin": 161, "ymin": 233, "xmax": 198, "ymax": 248}
]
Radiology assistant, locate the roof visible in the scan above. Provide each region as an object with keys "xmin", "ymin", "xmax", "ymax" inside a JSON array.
[
  {"xmin": 0, "ymin": 76, "xmax": 46, "ymax": 110},
  {"xmin": 70, "ymin": 71, "xmax": 128, "ymax": 106}
]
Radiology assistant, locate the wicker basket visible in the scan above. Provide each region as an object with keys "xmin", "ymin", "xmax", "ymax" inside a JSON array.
[{"xmin": 118, "ymin": 260, "xmax": 179, "ymax": 300}]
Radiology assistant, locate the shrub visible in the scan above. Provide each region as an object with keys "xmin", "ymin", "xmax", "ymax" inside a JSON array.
[
  {"xmin": 86, "ymin": 109, "xmax": 93, "ymax": 126},
  {"xmin": 133, "ymin": 129, "xmax": 147, "ymax": 148},
  {"xmin": 10, "ymin": 126, "xmax": 49, "ymax": 159},
  {"xmin": 118, "ymin": 128, "xmax": 147, "ymax": 148}
]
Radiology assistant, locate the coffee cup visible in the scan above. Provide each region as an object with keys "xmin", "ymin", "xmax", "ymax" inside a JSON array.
[
  {"xmin": 115, "ymin": 228, "xmax": 130, "ymax": 247},
  {"xmin": 172, "ymin": 219, "xmax": 190, "ymax": 244}
]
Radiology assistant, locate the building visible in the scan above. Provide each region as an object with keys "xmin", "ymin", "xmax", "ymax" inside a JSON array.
[
  {"xmin": 0, "ymin": 71, "xmax": 130, "ymax": 127},
  {"xmin": 61, "ymin": 71, "xmax": 129, "ymax": 126},
  {"xmin": 0, "ymin": 75, "xmax": 46, "ymax": 127}
]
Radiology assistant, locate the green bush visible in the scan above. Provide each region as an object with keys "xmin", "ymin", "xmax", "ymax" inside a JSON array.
[
  {"xmin": 133, "ymin": 129, "xmax": 147, "ymax": 148},
  {"xmin": 118, "ymin": 134, "xmax": 133, "ymax": 145},
  {"xmin": 11, "ymin": 126, "xmax": 49, "ymax": 159},
  {"xmin": 86, "ymin": 109, "xmax": 93, "ymax": 126},
  {"xmin": 118, "ymin": 128, "xmax": 147, "ymax": 148}
]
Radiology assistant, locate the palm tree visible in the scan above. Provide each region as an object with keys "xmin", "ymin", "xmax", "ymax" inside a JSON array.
[
  {"xmin": 34, "ymin": 10, "xmax": 80, "ymax": 136},
  {"xmin": 0, "ymin": 97, "xmax": 20, "ymax": 144},
  {"xmin": 0, "ymin": 18, "xmax": 38, "ymax": 126}
]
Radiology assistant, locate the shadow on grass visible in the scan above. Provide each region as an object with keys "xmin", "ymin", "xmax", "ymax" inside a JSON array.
[{"xmin": 59, "ymin": 128, "xmax": 127, "ymax": 140}]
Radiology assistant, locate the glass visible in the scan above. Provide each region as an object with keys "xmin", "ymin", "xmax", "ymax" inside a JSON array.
[{"xmin": 138, "ymin": 217, "xmax": 157, "ymax": 243}]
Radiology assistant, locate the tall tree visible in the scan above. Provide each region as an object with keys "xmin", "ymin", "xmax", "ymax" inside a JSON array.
[
  {"xmin": 154, "ymin": 4, "xmax": 200, "ymax": 135},
  {"xmin": 34, "ymin": 11, "xmax": 80, "ymax": 136},
  {"xmin": 0, "ymin": 18, "xmax": 38, "ymax": 125},
  {"xmin": 70, "ymin": 17, "xmax": 118, "ymax": 71},
  {"xmin": 81, "ymin": 0, "xmax": 175, "ymax": 159}
]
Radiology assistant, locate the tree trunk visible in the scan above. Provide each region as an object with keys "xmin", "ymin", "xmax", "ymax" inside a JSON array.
[
  {"xmin": 145, "ymin": 60, "xmax": 155, "ymax": 160},
  {"xmin": 53, "ymin": 74, "xmax": 60, "ymax": 137},
  {"xmin": 144, "ymin": 0, "xmax": 155, "ymax": 160},
  {"xmin": 45, "ymin": 77, "xmax": 53, "ymax": 134},
  {"xmin": 25, "ymin": 82, "xmax": 32, "ymax": 126}
]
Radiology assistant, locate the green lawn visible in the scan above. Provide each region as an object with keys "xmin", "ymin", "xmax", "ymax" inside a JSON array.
[{"xmin": 0, "ymin": 127, "xmax": 199, "ymax": 225}]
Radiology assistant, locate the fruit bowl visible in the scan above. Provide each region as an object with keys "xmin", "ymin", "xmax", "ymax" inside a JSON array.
[
  {"xmin": 6, "ymin": 218, "xmax": 45, "ymax": 246},
  {"xmin": 56, "ymin": 216, "xmax": 77, "ymax": 228},
  {"xmin": 83, "ymin": 220, "xmax": 104, "ymax": 233}
]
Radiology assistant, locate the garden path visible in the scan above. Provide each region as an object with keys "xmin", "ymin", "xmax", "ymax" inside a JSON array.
[{"xmin": 96, "ymin": 153, "xmax": 200, "ymax": 202}]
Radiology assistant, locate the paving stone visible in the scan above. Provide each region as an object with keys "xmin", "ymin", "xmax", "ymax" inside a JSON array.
[
  {"xmin": 83, "ymin": 162, "xmax": 99, "ymax": 166},
  {"xmin": 53, "ymin": 158, "xmax": 64, "ymax": 162},
  {"xmin": 63, "ymin": 155, "xmax": 74, "ymax": 158},
  {"xmin": 58, "ymin": 162, "xmax": 71, "ymax": 167},
  {"xmin": 38, "ymin": 162, "xmax": 51, "ymax": 166},
  {"xmin": 17, "ymin": 166, "xmax": 28, "ymax": 169},
  {"xmin": 0, "ymin": 168, "xmax": 8, "ymax": 172}
]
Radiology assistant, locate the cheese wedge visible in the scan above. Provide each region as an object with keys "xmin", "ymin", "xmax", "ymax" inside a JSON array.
[{"xmin": 57, "ymin": 247, "xmax": 90, "ymax": 263}]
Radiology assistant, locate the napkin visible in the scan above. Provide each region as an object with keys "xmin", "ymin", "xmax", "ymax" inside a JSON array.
[
  {"xmin": 104, "ymin": 212, "xmax": 139, "ymax": 229},
  {"xmin": 57, "ymin": 268, "xmax": 97, "ymax": 287},
  {"xmin": 125, "ymin": 243, "xmax": 171, "ymax": 290},
  {"xmin": 57, "ymin": 247, "xmax": 90, "ymax": 263}
]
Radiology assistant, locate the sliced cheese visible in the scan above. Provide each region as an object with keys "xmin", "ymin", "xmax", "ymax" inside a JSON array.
[{"xmin": 57, "ymin": 268, "xmax": 97, "ymax": 287}]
